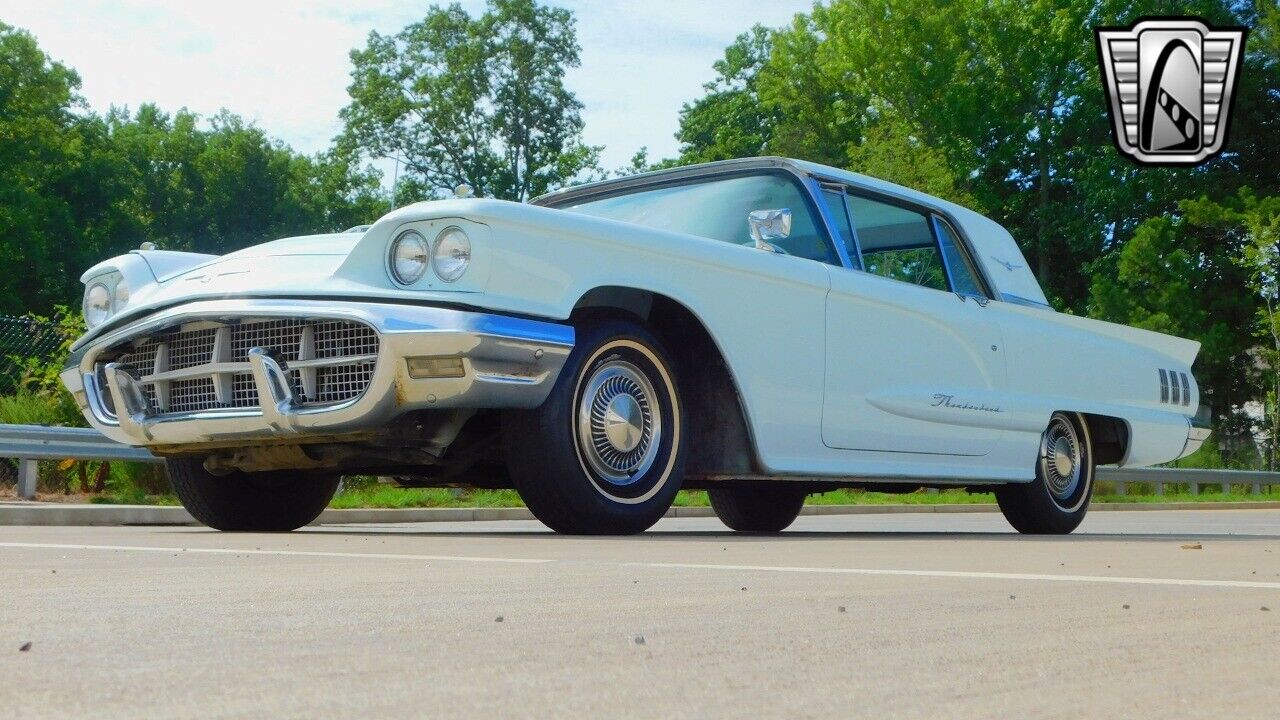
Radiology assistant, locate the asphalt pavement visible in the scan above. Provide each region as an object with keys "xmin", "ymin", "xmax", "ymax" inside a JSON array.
[{"xmin": 3, "ymin": 509, "xmax": 1279, "ymax": 719}]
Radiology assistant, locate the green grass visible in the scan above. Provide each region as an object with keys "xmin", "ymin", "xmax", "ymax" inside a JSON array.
[
  {"xmin": 74, "ymin": 481, "xmax": 1280, "ymax": 509},
  {"xmin": 87, "ymin": 490, "xmax": 181, "ymax": 506},
  {"xmin": 326, "ymin": 486, "xmax": 525, "ymax": 509},
  {"xmin": 1094, "ymin": 490, "xmax": 1280, "ymax": 503},
  {"xmin": 0, "ymin": 389, "xmax": 83, "ymax": 427}
]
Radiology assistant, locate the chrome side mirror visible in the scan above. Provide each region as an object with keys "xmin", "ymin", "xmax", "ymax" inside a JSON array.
[{"xmin": 748, "ymin": 208, "xmax": 791, "ymax": 252}]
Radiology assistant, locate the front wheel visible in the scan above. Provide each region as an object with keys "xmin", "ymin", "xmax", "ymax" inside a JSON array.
[
  {"xmin": 166, "ymin": 457, "xmax": 339, "ymax": 531},
  {"xmin": 996, "ymin": 412, "xmax": 1095, "ymax": 535},
  {"xmin": 503, "ymin": 318, "xmax": 686, "ymax": 534}
]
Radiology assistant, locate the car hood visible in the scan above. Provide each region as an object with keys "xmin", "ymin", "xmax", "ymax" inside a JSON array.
[{"xmin": 219, "ymin": 233, "xmax": 362, "ymax": 260}]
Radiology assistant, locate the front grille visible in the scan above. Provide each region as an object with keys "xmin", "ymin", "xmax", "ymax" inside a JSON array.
[{"xmin": 101, "ymin": 318, "xmax": 379, "ymax": 415}]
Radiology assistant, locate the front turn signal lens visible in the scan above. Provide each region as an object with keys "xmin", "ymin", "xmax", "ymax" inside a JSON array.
[{"xmin": 407, "ymin": 355, "xmax": 466, "ymax": 379}]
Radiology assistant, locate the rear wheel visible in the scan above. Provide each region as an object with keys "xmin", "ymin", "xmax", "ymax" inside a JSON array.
[
  {"xmin": 709, "ymin": 484, "xmax": 807, "ymax": 532},
  {"xmin": 166, "ymin": 457, "xmax": 339, "ymax": 531},
  {"xmin": 996, "ymin": 412, "xmax": 1094, "ymax": 534},
  {"xmin": 503, "ymin": 318, "xmax": 686, "ymax": 535}
]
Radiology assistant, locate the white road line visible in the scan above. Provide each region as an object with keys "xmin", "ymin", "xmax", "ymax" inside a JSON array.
[
  {"xmin": 3, "ymin": 541, "xmax": 1279, "ymax": 590},
  {"xmin": 0, "ymin": 542, "xmax": 552, "ymax": 565},
  {"xmin": 628, "ymin": 562, "xmax": 1280, "ymax": 590}
]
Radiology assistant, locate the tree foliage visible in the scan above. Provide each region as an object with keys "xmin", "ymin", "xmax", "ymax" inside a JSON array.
[
  {"xmin": 675, "ymin": 25, "xmax": 779, "ymax": 164},
  {"xmin": 0, "ymin": 23, "xmax": 385, "ymax": 316},
  {"xmin": 340, "ymin": 0, "xmax": 599, "ymax": 201}
]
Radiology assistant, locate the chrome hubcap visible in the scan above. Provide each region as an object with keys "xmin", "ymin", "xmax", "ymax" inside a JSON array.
[
  {"xmin": 1051, "ymin": 437, "xmax": 1075, "ymax": 478},
  {"xmin": 1041, "ymin": 415, "xmax": 1083, "ymax": 504},
  {"xmin": 603, "ymin": 393, "xmax": 644, "ymax": 452},
  {"xmin": 576, "ymin": 360, "xmax": 662, "ymax": 486}
]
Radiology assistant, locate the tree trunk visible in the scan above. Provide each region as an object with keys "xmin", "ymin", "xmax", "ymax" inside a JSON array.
[{"xmin": 1037, "ymin": 146, "xmax": 1051, "ymax": 290}]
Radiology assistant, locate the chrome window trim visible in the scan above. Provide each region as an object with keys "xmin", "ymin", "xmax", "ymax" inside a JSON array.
[
  {"xmin": 931, "ymin": 215, "xmax": 994, "ymax": 300},
  {"xmin": 800, "ymin": 172, "xmax": 1002, "ymax": 299},
  {"xmin": 1000, "ymin": 292, "xmax": 1053, "ymax": 310},
  {"xmin": 806, "ymin": 179, "xmax": 859, "ymax": 270},
  {"xmin": 932, "ymin": 216, "xmax": 961, "ymax": 295}
]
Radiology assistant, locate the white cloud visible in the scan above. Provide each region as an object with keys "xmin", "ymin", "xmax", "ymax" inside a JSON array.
[{"xmin": 1, "ymin": 0, "xmax": 810, "ymax": 171}]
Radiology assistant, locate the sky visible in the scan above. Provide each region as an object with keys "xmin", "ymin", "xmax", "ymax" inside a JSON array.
[{"xmin": 0, "ymin": 0, "xmax": 812, "ymax": 174}]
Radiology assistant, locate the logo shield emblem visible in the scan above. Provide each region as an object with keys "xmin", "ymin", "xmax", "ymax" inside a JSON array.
[{"xmin": 1095, "ymin": 18, "xmax": 1247, "ymax": 165}]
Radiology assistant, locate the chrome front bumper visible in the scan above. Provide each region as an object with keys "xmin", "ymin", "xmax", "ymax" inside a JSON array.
[{"xmin": 61, "ymin": 299, "xmax": 574, "ymax": 448}]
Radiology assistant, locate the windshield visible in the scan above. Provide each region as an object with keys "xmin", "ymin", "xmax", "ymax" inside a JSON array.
[{"xmin": 564, "ymin": 173, "xmax": 837, "ymax": 264}]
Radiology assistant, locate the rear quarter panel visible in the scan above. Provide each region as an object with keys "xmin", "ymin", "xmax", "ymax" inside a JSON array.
[{"xmin": 992, "ymin": 302, "xmax": 1198, "ymax": 467}]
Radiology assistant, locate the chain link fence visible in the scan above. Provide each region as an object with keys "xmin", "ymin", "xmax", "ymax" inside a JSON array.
[
  {"xmin": 0, "ymin": 315, "xmax": 71, "ymax": 394},
  {"xmin": 0, "ymin": 315, "xmax": 75, "ymax": 490}
]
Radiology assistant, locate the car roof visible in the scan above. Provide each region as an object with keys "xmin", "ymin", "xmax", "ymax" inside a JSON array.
[{"xmin": 534, "ymin": 157, "xmax": 1048, "ymax": 307}]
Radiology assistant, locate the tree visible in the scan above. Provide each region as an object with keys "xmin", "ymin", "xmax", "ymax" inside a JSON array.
[
  {"xmin": 0, "ymin": 22, "xmax": 386, "ymax": 317},
  {"xmin": 675, "ymin": 25, "xmax": 779, "ymax": 163},
  {"xmin": 1088, "ymin": 211, "xmax": 1259, "ymax": 459},
  {"xmin": 1182, "ymin": 190, "xmax": 1280, "ymax": 467},
  {"xmin": 104, "ymin": 106, "xmax": 386, "ymax": 256},
  {"xmin": 340, "ymin": 0, "xmax": 599, "ymax": 201},
  {"xmin": 676, "ymin": 0, "xmax": 1272, "ymax": 310},
  {"xmin": 0, "ymin": 22, "xmax": 88, "ymax": 315}
]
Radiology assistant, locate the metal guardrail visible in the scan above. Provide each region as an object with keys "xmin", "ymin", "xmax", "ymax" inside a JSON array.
[
  {"xmin": 0, "ymin": 424, "xmax": 161, "ymax": 499},
  {"xmin": 0, "ymin": 424, "xmax": 1276, "ymax": 501},
  {"xmin": 1098, "ymin": 466, "xmax": 1277, "ymax": 496}
]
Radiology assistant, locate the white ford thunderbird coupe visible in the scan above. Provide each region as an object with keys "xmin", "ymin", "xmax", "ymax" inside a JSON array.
[{"xmin": 61, "ymin": 157, "xmax": 1208, "ymax": 534}]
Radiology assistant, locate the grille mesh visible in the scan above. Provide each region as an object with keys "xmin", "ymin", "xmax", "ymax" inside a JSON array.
[{"xmin": 109, "ymin": 318, "xmax": 378, "ymax": 414}]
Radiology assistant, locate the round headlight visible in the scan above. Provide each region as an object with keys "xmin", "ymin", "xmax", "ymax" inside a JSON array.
[
  {"xmin": 432, "ymin": 227, "xmax": 471, "ymax": 282},
  {"xmin": 389, "ymin": 230, "xmax": 429, "ymax": 285},
  {"xmin": 114, "ymin": 279, "xmax": 130, "ymax": 310},
  {"xmin": 84, "ymin": 283, "xmax": 112, "ymax": 328}
]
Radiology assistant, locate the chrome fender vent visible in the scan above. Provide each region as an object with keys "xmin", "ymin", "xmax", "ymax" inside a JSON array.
[{"xmin": 1159, "ymin": 368, "xmax": 1192, "ymax": 406}]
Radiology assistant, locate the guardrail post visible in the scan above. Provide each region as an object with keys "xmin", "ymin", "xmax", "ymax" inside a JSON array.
[
  {"xmin": 1254, "ymin": 483, "xmax": 1262, "ymax": 496},
  {"xmin": 1114, "ymin": 480, "xmax": 1127, "ymax": 496},
  {"xmin": 1155, "ymin": 481, "xmax": 1164, "ymax": 496},
  {"xmin": 17, "ymin": 458, "xmax": 37, "ymax": 500},
  {"xmin": 1189, "ymin": 481, "xmax": 1198, "ymax": 495},
  {"xmin": 1221, "ymin": 481, "xmax": 1230, "ymax": 494}
]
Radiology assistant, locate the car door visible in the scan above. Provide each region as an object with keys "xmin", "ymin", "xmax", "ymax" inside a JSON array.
[{"xmin": 819, "ymin": 189, "xmax": 1006, "ymax": 456}]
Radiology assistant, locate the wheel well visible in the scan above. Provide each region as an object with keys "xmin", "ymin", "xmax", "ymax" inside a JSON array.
[
  {"xmin": 572, "ymin": 287, "xmax": 759, "ymax": 477},
  {"xmin": 1080, "ymin": 413, "xmax": 1129, "ymax": 466}
]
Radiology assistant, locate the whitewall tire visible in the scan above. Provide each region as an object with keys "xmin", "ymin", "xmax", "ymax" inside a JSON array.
[
  {"xmin": 996, "ymin": 412, "xmax": 1095, "ymax": 534},
  {"xmin": 502, "ymin": 318, "xmax": 686, "ymax": 534}
]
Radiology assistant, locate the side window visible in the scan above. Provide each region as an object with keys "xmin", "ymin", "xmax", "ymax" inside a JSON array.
[
  {"xmin": 934, "ymin": 217, "xmax": 986, "ymax": 297},
  {"xmin": 847, "ymin": 195, "xmax": 947, "ymax": 291}
]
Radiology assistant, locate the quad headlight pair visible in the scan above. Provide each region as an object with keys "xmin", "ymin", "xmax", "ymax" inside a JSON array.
[
  {"xmin": 83, "ymin": 275, "xmax": 129, "ymax": 329},
  {"xmin": 389, "ymin": 227, "xmax": 471, "ymax": 285}
]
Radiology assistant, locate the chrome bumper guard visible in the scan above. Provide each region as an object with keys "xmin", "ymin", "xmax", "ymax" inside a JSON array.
[
  {"xmin": 62, "ymin": 299, "xmax": 575, "ymax": 447},
  {"xmin": 1181, "ymin": 407, "xmax": 1212, "ymax": 458}
]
